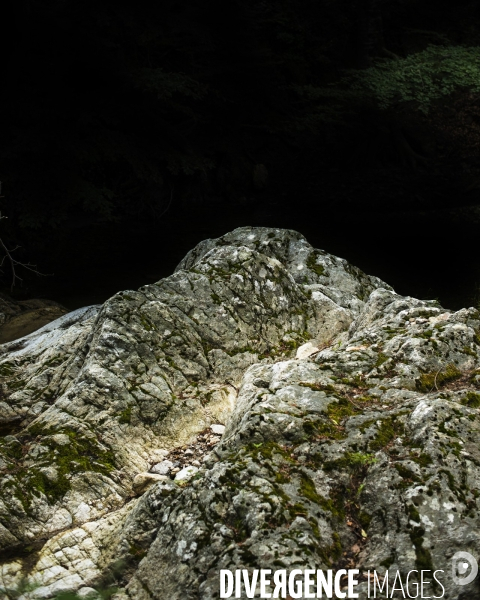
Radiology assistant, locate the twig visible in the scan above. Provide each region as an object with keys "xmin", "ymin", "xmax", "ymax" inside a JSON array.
[
  {"xmin": 348, "ymin": 397, "xmax": 363, "ymax": 411},
  {"xmin": 432, "ymin": 367, "xmax": 443, "ymax": 392},
  {"xmin": 0, "ymin": 212, "xmax": 50, "ymax": 291}
]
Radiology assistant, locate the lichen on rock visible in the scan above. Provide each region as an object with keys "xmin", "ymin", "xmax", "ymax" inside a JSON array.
[{"xmin": 0, "ymin": 227, "xmax": 479, "ymax": 599}]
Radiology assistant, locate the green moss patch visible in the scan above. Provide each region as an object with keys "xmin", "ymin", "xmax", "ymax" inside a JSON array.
[
  {"xmin": 461, "ymin": 392, "xmax": 480, "ymax": 408},
  {"xmin": 119, "ymin": 406, "xmax": 132, "ymax": 423},
  {"xmin": 0, "ymin": 362, "xmax": 17, "ymax": 377},
  {"xmin": 306, "ymin": 252, "xmax": 325, "ymax": 277},
  {"xmin": 20, "ymin": 425, "xmax": 115, "ymax": 504},
  {"xmin": 416, "ymin": 364, "xmax": 462, "ymax": 393},
  {"xmin": 361, "ymin": 413, "xmax": 406, "ymax": 452},
  {"xmin": 375, "ymin": 353, "xmax": 389, "ymax": 367},
  {"xmin": 409, "ymin": 452, "xmax": 432, "ymax": 468},
  {"xmin": 299, "ymin": 472, "xmax": 344, "ymax": 520},
  {"xmin": 324, "ymin": 452, "xmax": 376, "ymax": 471},
  {"xmin": 302, "ymin": 397, "xmax": 360, "ymax": 440},
  {"xmin": 395, "ymin": 463, "xmax": 421, "ymax": 484}
]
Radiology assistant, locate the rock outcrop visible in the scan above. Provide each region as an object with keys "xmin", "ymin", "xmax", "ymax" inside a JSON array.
[
  {"xmin": 1, "ymin": 227, "xmax": 479, "ymax": 599},
  {"xmin": 0, "ymin": 296, "xmax": 68, "ymax": 344}
]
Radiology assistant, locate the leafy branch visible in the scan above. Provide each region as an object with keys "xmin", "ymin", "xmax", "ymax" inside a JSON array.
[{"xmin": 343, "ymin": 45, "xmax": 480, "ymax": 114}]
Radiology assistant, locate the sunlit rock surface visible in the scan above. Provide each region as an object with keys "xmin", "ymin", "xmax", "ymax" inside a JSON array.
[{"xmin": 1, "ymin": 227, "xmax": 479, "ymax": 599}]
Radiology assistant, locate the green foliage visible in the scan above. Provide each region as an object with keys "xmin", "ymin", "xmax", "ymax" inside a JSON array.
[
  {"xmin": 285, "ymin": 85, "xmax": 363, "ymax": 130},
  {"xmin": 4, "ymin": 0, "xmax": 480, "ymax": 243},
  {"xmin": 347, "ymin": 452, "xmax": 377, "ymax": 466},
  {"xmin": 344, "ymin": 45, "xmax": 480, "ymax": 113},
  {"xmin": 134, "ymin": 68, "xmax": 208, "ymax": 102},
  {"xmin": 2, "ymin": 0, "xmax": 344, "ymax": 232}
]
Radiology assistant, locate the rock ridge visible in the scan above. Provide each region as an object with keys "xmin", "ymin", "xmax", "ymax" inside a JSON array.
[{"xmin": 0, "ymin": 227, "xmax": 479, "ymax": 599}]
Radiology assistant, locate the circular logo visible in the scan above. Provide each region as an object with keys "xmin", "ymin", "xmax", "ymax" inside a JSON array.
[{"xmin": 452, "ymin": 551, "xmax": 478, "ymax": 586}]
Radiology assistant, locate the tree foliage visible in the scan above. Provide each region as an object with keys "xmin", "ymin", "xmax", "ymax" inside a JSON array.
[
  {"xmin": 1, "ymin": 0, "xmax": 480, "ymax": 239},
  {"xmin": 344, "ymin": 45, "xmax": 480, "ymax": 113},
  {"xmin": 1, "ymin": 0, "xmax": 349, "ymax": 231}
]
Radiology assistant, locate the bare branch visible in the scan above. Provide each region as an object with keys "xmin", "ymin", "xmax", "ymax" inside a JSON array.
[{"xmin": 0, "ymin": 211, "xmax": 51, "ymax": 291}]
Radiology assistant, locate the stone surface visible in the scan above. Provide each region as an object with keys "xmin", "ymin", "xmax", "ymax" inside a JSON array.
[
  {"xmin": 174, "ymin": 466, "xmax": 198, "ymax": 482},
  {"xmin": 77, "ymin": 587, "xmax": 100, "ymax": 599},
  {"xmin": 0, "ymin": 227, "xmax": 479, "ymax": 599},
  {"xmin": 150, "ymin": 460, "xmax": 174, "ymax": 476},
  {"xmin": 209, "ymin": 424, "xmax": 225, "ymax": 435},
  {"xmin": 132, "ymin": 473, "xmax": 168, "ymax": 495},
  {"xmin": 295, "ymin": 341, "xmax": 320, "ymax": 360}
]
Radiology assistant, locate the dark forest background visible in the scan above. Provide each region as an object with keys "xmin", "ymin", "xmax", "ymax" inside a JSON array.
[{"xmin": 1, "ymin": 0, "xmax": 480, "ymax": 310}]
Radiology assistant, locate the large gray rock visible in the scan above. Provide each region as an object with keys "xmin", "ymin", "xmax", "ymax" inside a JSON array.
[{"xmin": 0, "ymin": 227, "xmax": 479, "ymax": 599}]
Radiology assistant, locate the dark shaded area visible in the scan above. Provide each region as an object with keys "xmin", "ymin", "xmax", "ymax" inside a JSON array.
[
  {"xmin": 0, "ymin": 420, "xmax": 23, "ymax": 437},
  {"xmin": 1, "ymin": 0, "xmax": 480, "ymax": 310}
]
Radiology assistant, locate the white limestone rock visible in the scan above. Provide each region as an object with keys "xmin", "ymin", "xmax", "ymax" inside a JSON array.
[
  {"xmin": 174, "ymin": 466, "xmax": 199, "ymax": 482},
  {"xmin": 295, "ymin": 341, "xmax": 319, "ymax": 360},
  {"xmin": 150, "ymin": 460, "xmax": 173, "ymax": 475},
  {"xmin": 2, "ymin": 227, "xmax": 480, "ymax": 600},
  {"xmin": 209, "ymin": 424, "xmax": 225, "ymax": 435},
  {"xmin": 77, "ymin": 587, "xmax": 100, "ymax": 599}
]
